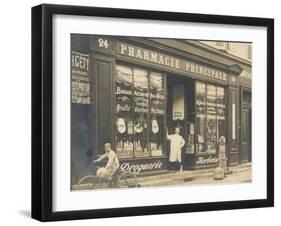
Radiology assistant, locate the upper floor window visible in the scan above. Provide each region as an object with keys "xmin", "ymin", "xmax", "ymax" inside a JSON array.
[
  {"xmin": 215, "ymin": 42, "xmax": 225, "ymax": 47},
  {"xmin": 248, "ymin": 45, "xmax": 252, "ymax": 60}
]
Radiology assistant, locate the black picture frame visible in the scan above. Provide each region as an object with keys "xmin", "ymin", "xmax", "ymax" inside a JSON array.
[{"xmin": 31, "ymin": 3, "xmax": 274, "ymax": 222}]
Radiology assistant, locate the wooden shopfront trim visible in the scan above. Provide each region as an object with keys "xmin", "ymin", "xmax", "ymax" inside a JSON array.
[
  {"xmin": 116, "ymin": 54, "xmax": 229, "ymax": 86},
  {"xmin": 113, "ymin": 55, "xmax": 229, "ymax": 161},
  {"xmin": 115, "ymin": 42, "xmax": 229, "ymax": 82},
  {"xmin": 112, "ymin": 41, "xmax": 236, "ymax": 170},
  {"xmin": 93, "ymin": 36, "xmax": 241, "ymax": 169},
  {"xmin": 122, "ymin": 37, "xmax": 234, "ymax": 72}
]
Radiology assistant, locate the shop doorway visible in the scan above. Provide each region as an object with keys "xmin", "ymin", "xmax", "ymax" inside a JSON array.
[
  {"xmin": 166, "ymin": 74, "xmax": 195, "ymax": 170},
  {"xmin": 167, "ymin": 75, "xmax": 228, "ymax": 170},
  {"xmin": 240, "ymin": 90, "xmax": 252, "ymax": 163}
]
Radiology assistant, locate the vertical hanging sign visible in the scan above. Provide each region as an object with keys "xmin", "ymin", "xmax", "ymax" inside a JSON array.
[
  {"xmin": 71, "ymin": 51, "xmax": 90, "ymax": 104},
  {"xmin": 172, "ymin": 84, "xmax": 185, "ymax": 120}
]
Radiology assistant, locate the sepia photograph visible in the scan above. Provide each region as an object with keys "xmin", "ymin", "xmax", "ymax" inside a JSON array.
[
  {"xmin": 31, "ymin": 3, "xmax": 273, "ymax": 221},
  {"xmin": 71, "ymin": 35, "xmax": 252, "ymax": 190}
]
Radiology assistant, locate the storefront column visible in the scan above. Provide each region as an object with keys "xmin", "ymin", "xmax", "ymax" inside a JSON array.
[
  {"xmin": 90, "ymin": 36, "xmax": 115, "ymax": 158},
  {"xmin": 227, "ymin": 77, "xmax": 239, "ymax": 166}
]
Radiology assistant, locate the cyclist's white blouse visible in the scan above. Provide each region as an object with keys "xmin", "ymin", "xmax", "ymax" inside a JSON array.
[{"xmin": 98, "ymin": 150, "xmax": 120, "ymax": 175}]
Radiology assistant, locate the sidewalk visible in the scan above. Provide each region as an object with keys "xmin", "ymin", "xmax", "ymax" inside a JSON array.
[
  {"xmin": 136, "ymin": 162, "xmax": 251, "ymax": 187},
  {"xmin": 73, "ymin": 162, "xmax": 251, "ymax": 189}
]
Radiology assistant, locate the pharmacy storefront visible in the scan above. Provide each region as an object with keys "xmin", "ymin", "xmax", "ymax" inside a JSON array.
[{"xmin": 71, "ymin": 34, "xmax": 249, "ymax": 183}]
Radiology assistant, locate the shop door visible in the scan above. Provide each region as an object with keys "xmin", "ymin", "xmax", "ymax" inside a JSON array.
[{"xmin": 240, "ymin": 108, "xmax": 251, "ymax": 162}]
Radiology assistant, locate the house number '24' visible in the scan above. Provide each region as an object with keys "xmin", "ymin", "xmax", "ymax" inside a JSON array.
[{"xmin": 98, "ymin": 38, "xmax": 109, "ymax": 48}]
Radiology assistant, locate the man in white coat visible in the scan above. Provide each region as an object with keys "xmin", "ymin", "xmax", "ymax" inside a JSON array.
[{"xmin": 167, "ymin": 127, "xmax": 185, "ymax": 172}]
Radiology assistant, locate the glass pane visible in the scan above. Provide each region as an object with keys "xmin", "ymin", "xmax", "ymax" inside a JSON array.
[
  {"xmin": 197, "ymin": 116, "xmax": 205, "ymax": 152},
  {"xmin": 115, "ymin": 65, "xmax": 134, "ymax": 158},
  {"xmin": 150, "ymin": 72, "xmax": 165, "ymax": 156},
  {"xmin": 150, "ymin": 72, "xmax": 163, "ymax": 91},
  {"xmin": 206, "ymin": 85, "xmax": 217, "ymax": 153},
  {"xmin": 217, "ymin": 87, "xmax": 225, "ymax": 120},
  {"xmin": 206, "ymin": 115, "xmax": 217, "ymax": 153},
  {"xmin": 134, "ymin": 114, "xmax": 149, "ymax": 157},
  {"xmin": 218, "ymin": 119, "xmax": 225, "ymax": 143},
  {"xmin": 115, "ymin": 65, "xmax": 133, "ymax": 115},
  {"xmin": 243, "ymin": 91, "xmax": 251, "ymax": 105},
  {"xmin": 133, "ymin": 68, "xmax": 149, "ymax": 157},
  {"xmin": 206, "ymin": 85, "xmax": 216, "ymax": 115},
  {"xmin": 133, "ymin": 68, "xmax": 149, "ymax": 114},
  {"xmin": 196, "ymin": 82, "xmax": 206, "ymax": 105},
  {"xmin": 196, "ymin": 82, "xmax": 206, "ymax": 153}
]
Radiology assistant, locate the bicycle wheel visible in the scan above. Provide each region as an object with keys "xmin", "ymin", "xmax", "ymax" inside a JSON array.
[
  {"xmin": 77, "ymin": 175, "xmax": 111, "ymax": 190},
  {"xmin": 116, "ymin": 171, "xmax": 138, "ymax": 188},
  {"xmin": 77, "ymin": 175, "xmax": 97, "ymax": 189}
]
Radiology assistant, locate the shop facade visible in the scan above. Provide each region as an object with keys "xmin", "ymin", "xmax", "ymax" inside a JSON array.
[{"xmin": 71, "ymin": 34, "xmax": 252, "ymax": 183}]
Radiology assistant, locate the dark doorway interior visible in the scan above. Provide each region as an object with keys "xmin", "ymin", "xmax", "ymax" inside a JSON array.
[
  {"xmin": 240, "ymin": 90, "xmax": 252, "ymax": 163},
  {"xmin": 166, "ymin": 74, "xmax": 195, "ymax": 169}
]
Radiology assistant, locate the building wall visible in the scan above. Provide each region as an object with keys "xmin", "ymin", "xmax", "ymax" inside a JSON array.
[{"xmin": 200, "ymin": 41, "xmax": 252, "ymax": 61}]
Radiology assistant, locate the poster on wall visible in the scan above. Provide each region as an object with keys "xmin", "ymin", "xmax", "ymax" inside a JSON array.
[{"xmin": 71, "ymin": 51, "xmax": 90, "ymax": 104}]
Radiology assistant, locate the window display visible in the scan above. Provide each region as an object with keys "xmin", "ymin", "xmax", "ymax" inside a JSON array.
[
  {"xmin": 115, "ymin": 65, "xmax": 166, "ymax": 158},
  {"xmin": 196, "ymin": 82, "xmax": 225, "ymax": 154}
]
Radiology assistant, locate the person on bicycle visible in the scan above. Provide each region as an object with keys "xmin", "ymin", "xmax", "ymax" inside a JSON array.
[{"xmin": 93, "ymin": 143, "xmax": 120, "ymax": 182}]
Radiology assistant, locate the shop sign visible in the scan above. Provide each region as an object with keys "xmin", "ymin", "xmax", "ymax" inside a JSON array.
[
  {"xmin": 120, "ymin": 159, "xmax": 166, "ymax": 174},
  {"xmin": 196, "ymin": 155, "xmax": 218, "ymax": 165},
  {"xmin": 71, "ymin": 51, "xmax": 90, "ymax": 104},
  {"xmin": 117, "ymin": 42, "xmax": 228, "ymax": 82}
]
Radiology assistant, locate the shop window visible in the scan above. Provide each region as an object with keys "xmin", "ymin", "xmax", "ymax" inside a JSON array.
[
  {"xmin": 243, "ymin": 91, "xmax": 251, "ymax": 105},
  {"xmin": 195, "ymin": 82, "xmax": 226, "ymax": 154},
  {"xmin": 115, "ymin": 64, "xmax": 165, "ymax": 158}
]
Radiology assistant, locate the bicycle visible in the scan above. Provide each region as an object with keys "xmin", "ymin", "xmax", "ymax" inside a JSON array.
[{"xmin": 77, "ymin": 163, "xmax": 139, "ymax": 190}]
